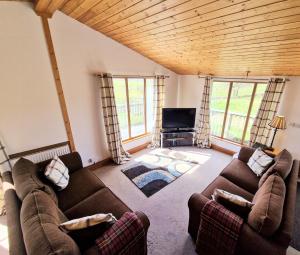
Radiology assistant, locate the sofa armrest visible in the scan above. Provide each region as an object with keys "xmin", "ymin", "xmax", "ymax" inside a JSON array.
[
  {"xmin": 59, "ymin": 152, "xmax": 83, "ymax": 174},
  {"xmin": 135, "ymin": 211, "xmax": 150, "ymax": 232},
  {"xmin": 238, "ymin": 146, "xmax": 255, "ymax": 163},
  {"xmin": 188, "ymin": 193, "xmax": 209, "ymax": 241}
]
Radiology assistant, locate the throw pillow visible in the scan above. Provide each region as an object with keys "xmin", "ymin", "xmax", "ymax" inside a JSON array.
[
  {"xmin": 248, "ymin": 174, "xmax": 286, "ymax": 237},
  {"xmin": 212, "ymin": 189, "xmax": 253, "ymax": 218},
  {"xmin": 45, "ymin": 155, "xmax": 69, "ymax": 190},
  {"xmin": 59, "ymin": 213, "xmax": 116, "ymax": 232},
  {"xmin": 247, "ymin": 148, "xmax": 273, "ymax": 176}
]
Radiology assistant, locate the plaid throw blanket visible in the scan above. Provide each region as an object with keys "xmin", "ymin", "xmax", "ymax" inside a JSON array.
[
  {"xmin": 196, "ymin": 200, "xmax": 243, "ymax": 255},
  {"xmin": 95, "ymin": 212, "xmax": 146, "ymax": 255}
]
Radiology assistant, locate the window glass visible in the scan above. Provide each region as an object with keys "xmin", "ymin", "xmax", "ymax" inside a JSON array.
[
  {"xmin": 128, "ymin": 78, "xmax": 145, "ymax": 137},
  {"xmin": 210, "ymin": 81, "xmax": 230, "ymax": 137},
  {"xmin": 210, "ymin": 81, "xmax": 267, "ymax": 145},
  {"xmin": 113, "ymin": 78, "xmax": 129, "ymax": 140}
]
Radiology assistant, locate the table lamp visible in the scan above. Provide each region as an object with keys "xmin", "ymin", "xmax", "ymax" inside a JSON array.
[{"xmin": 268, "ymin": 115, "xmax": 286, "ymax": 150}]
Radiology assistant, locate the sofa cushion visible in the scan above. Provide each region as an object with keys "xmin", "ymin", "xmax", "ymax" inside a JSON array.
[
  {"xmin": 259, "ymin": 149, "xmax": 293, "ymax": 187},
  {"xmin": 202, "ymin": 176, "xmax": 254, "ymax": 202},
  {"xmin": 20, "ymin": 190, "xmax": 80, "ymax": 255},
  {"xmin": 248, "ymin": 174, "xmax": 286, "ymax": 237},
  {"xmin": 45, "ymin": 155, "xmax": 70, "ymax": 190},
  {"xmin": 64, "ymin": 187, "xmax": 131, "ymax": 251},
  {"xmin": 212, "ymin": 189, "xmax": 253, "ymax": 218},
  {"xmin": 220, "ymin": 159, "xmax": 260, "ymax": 194},
  {"xmin": 12, "ymin": 158, "xmax": 57, "ymax": 203},
  {"xmin": 57, "ymin": 168, "xmax": 106, "ymax": 212}
]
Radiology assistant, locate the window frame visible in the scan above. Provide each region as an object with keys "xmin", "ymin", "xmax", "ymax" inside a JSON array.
[
  {"xmin": 113, "ymin": 77, "xmax": 153, "ymax": 143},
  {"xmin": 210, "ymin": 80, "xmax": 267, "ymax": 145}
]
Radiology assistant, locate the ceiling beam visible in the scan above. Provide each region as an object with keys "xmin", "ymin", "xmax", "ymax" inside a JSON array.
[{"xmin": 35, "ymin": 0, "xmax": 66, "ymax": 18}]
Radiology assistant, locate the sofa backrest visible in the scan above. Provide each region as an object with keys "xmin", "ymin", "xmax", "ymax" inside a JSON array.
[
  {"xmin": 20, "ymin": 189, "xmax": 80, "ymax": 255},
  {"xmin": 12, "ymin": 158, "xmax": 58, "ymax": 203},
  {"xmin": 273, "ymin": 159, "xmax": 299, "ymax": 246},
  {"xmin": 248, "ymin": 174, "xmax": 286, "ymax": 237}
]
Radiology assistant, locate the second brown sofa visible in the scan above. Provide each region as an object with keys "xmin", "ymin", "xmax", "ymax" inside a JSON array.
[{"xmin": 188, "ymin": 147, "xmax": 299, "ymax": 255}]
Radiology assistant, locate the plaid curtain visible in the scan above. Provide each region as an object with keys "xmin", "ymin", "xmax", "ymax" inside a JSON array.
[
  {"xmin": 249, "ymin": 78, "xmax": 286, "ymax": 146},
  {"xmin": 151, "ymin": 76, "xmax": 165, "ymax": 147},
  {"xmin": 195, "ymin": 77, "xmax": 211, "ymax": 148},
  {"xmin": 99, "ymin": 73, "xmax": 130, "ymax": 164}
]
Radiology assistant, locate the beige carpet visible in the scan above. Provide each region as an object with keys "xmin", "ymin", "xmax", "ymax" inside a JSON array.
[{"xmin": 94, "ymin": 147, "xmax": 232, "ymax": 255}]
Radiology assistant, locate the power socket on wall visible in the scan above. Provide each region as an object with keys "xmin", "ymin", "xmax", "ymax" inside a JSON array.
[
  {"xmin": 290, "ymin": 122, "xmax": 300, "ymax": 129},
  {"xmin": 88, "ymin": 158, "xmax": 95, "ymax": 164}
]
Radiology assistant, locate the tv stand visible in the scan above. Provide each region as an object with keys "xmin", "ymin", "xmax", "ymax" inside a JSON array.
[{"xmin": 160, "ymin": 129, "xmax": 195, "ymax": 148}]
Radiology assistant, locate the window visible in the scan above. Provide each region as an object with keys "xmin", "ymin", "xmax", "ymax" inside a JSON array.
[
  {"xmin": 210, "ymin": 81, "xmax": 267, "ymax": 145},
  {"xmin": 113, "ymin": 77, "xmax": 154, "ymax": 141}
]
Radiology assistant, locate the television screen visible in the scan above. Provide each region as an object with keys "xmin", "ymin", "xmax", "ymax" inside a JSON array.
[{"xmin": 162, "ymin": 108, "xmax": 196, "ymax": 129}]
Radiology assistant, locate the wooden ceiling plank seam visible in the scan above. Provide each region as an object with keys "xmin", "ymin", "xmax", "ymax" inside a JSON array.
[
  {"xmin": 72, "ymin": 0, "xmax": 121, "ymax": 23},
  {"xmin": 135, "ymin": 35, "xmax": 300, "ymax": 53},
  {"xmin": 130, "ymin": 23, "xmax": 300, "ymax": 49},
  {"xmin": 92, "ymin": 0, "xmax": 191, "ymax": 30},
  {"xmin": 109, "ymin": 0, "xmax": 253, "ymax": 38},
  {"xmin": 129, "ymin": 15, "xmax": 300, "ymax": 47},
  {"xmin": 142, "ymin": 41, "xmax": 300, "ymax": 56},
  {"xmin": 82, "ymin": 0, "xmax": 146, "ymax": 27},
  {"xmin": 60, "ymin": 0, "xmax": 87, "ymax": 15},
  {"xmin": 68, "ymin": 0, "xmax": 105, "ymax": 20},
  {"xmin": 98, "ymin": 0, "xmax": 219, "ymax": 33},
  {"xmin": 122, "ymin": 8, "xmax": 300, "ymax": 45},
  {"xmin": 112, "ymin": 0, "xmax": 298, "ymax": 41}
]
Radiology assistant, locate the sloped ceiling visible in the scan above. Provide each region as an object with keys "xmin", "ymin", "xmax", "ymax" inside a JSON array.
[{"xmin": 35, "ymin": 0, "xmax": 300, "ymax": 76}]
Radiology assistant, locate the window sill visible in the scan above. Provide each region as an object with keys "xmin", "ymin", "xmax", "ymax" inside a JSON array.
[
  {"xmin": 211, "ymin": 136, "xmax": 243, "ymax": 147},
  {"xmin": 122, "ymin": 133, "xmax": 151, "ymax": 144}
]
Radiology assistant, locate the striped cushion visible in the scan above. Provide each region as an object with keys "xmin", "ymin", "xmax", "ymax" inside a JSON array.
[
  {"xmin": 59, "ymin": 213, "xmax": 116, "ymax": 232},
  {"xmin": 45, "ymin": 155, "xmax": 69, "ymax": 190},
  {"xmin": 247, "ymin": 148, "xmax": 273, "ymax": 176}
]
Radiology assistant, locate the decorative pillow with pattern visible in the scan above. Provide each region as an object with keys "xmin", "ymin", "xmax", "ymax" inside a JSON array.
[
  {"xmin": 212, "ymin": 189, "xmax": 254, "ymax": 217},
  {"xmin": 59, "ymin": 213, "xmax": 116, "ymax": 232},
  {"xmin": 247, "ymin": 148, "xmax": 273, "ymax": 176},
  {"xmin": 45, "ymin": 155, "xmax": 70, "ymax": 190}
]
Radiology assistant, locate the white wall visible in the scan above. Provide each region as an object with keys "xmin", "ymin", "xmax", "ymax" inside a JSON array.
[
  {"xmin": 0, "ymin": 2, "xmax": 178, "ymax": 167},
  {"xmin": 178, "ymin": 75, "xmax": 300, "ymax": 157},
  {"xmin": 0, "ymin": 2, "xmax": 67, "ymax": 157},
  {"xmin": 48, "ymin": 12, "xmax": 178, "ymax": 165},
  {"xmin": 276, "ymin": 77, "xmax": 300, "ymax": 159}
]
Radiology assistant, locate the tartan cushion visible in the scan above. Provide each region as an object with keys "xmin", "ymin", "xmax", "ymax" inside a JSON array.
[
  {"xmin": 59, "ymin": 213, "xmax": 116, "ymax": 232},
  {"xmin": 45, "ymin": 155, "xmax": 69, "ymax": 190},
  {"xmin": 95, "ymin": 212, "xmax": 146, "ymax": 255},
  {"xmin": 247, "ymin": 148, "xmax": 273, "ymax": 176}
]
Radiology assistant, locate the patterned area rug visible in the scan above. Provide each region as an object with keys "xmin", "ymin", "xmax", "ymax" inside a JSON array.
[{"xmin": 122, "ymin": 149, "xmax": 198, "ymax": 197}]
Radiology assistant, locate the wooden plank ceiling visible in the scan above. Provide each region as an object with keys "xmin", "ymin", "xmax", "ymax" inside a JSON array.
[{"xmin": 35, "ymin": 0, "xmax": 300, "ymax": 76}]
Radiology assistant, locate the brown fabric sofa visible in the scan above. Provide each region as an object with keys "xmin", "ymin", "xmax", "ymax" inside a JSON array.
[
  {"xmin": 3, "ymin": 152, "xmax": 150, "ymax": 255},
  {"xmin": 188, "ymin": 147, "xmax": 299, "ymax": 255}
]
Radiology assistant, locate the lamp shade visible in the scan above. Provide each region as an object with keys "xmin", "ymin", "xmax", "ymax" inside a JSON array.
[{"xmin": 269, "ymin": 115, "xmax": 287, "ymax": 130}]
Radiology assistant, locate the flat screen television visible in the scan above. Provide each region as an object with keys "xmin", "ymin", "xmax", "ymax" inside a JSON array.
[{"xmin": 162, "ymin": 108, "xmax": 196, "ymax": 129}]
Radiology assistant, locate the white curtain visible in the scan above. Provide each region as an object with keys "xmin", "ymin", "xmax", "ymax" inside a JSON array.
[
  {"xmin": 151, "ymin": 76, "xmax": 165, "ymax": 147},
  {"xmin": 99, "ymin": 73, "xmax": 130, "ymax": 164},
  {"xmin": 195, "ymin": 77, "xmax": 212, "ymax": 148},
  {"xmin": 249, "ymin": 78, "xmax": 286, "ymax": 146}
]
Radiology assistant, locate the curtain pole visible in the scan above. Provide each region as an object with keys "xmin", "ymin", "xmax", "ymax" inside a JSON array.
[{"xmin": 96, "ymin": 74, "xmax": 170, "ymax": 79}]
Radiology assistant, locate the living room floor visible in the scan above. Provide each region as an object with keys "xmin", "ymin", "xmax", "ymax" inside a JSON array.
[{"xmin": 94, "ymin": 146, "xmax": 300, "ymax": 255}]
